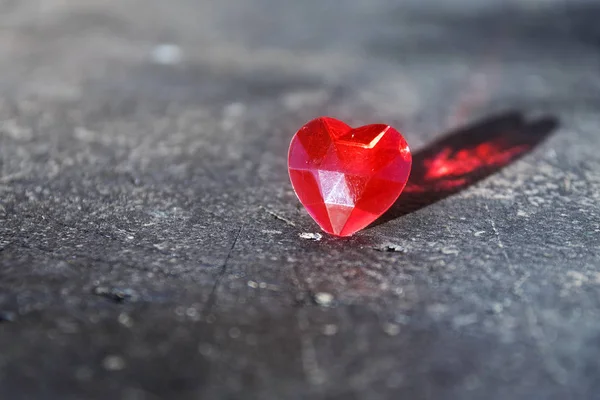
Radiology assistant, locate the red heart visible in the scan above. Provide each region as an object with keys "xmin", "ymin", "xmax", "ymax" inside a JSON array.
[{"xmin": 288, "ymin": 117, "xmax": 412, "ymax": 236}]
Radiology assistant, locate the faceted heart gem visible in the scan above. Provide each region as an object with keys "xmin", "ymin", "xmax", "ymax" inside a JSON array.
[{"xmin": 288, "ymin": 117, "xmax": 412, "ymax": 237}]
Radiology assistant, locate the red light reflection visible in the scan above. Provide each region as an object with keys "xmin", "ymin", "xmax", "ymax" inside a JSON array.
[{"xmin": 424, "ymin": 143, "xmax": 528, "ymax": 180}]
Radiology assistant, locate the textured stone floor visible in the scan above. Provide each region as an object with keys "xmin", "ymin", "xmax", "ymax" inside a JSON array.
[{"xmin": 1, "ymin": 0, "xmax": 600, "ymax": 399}]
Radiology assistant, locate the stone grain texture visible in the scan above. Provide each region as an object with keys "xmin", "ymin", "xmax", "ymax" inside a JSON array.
[{"xmin": 1, "ymin": 0, "xmax": 600, "ymax": 399}]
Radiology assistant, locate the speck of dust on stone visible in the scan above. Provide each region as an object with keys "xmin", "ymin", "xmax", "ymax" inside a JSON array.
[
  {"xmin": 314, "ymin": 292, "xmax": 335, "ymax": 307},
  {"xmin": 103, "ymin": 355, "xmax": 126, "ymax": 371},
  {"xmin": 299, "ymin": 232, "xmax": 322, "ymax": 241},
  {"xmin": 151, "ymin": 44, "xmax": 183, "ymax": 65},
  {"xmin": 382, "ymin": 323, "xmax": 401, "ymax": 336},
  {"xmin": 322, "ymin": 324, "xmax": 338, "ymax": 336},
  {"xmin": 118, "ymin": 313, "xmax": 134, "ymax": 328}
]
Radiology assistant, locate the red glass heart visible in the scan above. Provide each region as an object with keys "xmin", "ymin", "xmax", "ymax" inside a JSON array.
[{"xmin": 288, "ymin": 116, "xmax": 412, "ymax": 237}]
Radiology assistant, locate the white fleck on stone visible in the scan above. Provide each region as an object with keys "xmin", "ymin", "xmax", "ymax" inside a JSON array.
[
  {"xmin": 453, "ymin": 313, "xmax": 478, "ymax": 328},
  {"xmin": 314, "ymin": 292, "xmax": 334, "ymax": 307},
  {"xmin": 261, "ymin": 229, "xmax": 282, "ymax": 234},
  {"xmin": 186, "ymin": 307, "xmax": 199, "ymax": 319},
  {"xmin": 440, "ymin": 247, "xmax": 459, "ymax": 255},
  {"xmin": 566, "ymin": 270, "xmax": 588, "ymax": 288},
  {"xmin": 151, "ymin": 44, "xmax": 183, "ymax": 65},
  {"xmin": 382, "ymin": 323, "xmax": 400, "ymax": 336},
  {"xmin": 528, "ymin": 196, "xmax": 545, "ymax": 206},
  {"xmin": 474, "ymin": 231, "xmax": 486, "ymax": 237},
  {"xmin": 223, "ymin": 102, "xmax": 246, "ymax": 118},
  {"xmin": 247, "ymin": 280, "xmax": 259, "ymax": 289},
  {"xmin": 118, "ymin": 313, "xmax": 133, "ymax": 328},
  {"xmin": 299, "ymin": 232, "xmax": 322, "ymax": 241},
  {"xmin": 103, "ymin": 355, "xmax": 126, "ymax": 371},
  {"xmin": 322, "ymin": 324, "xmax": 338, "ymax": 336},
  {"xmin": 153, "ymin": 242, "xmax": 169, "ymax": 251},
  {"xmin": 1, "ymin": 119, "xmax": 33, "ymax": 140},
  {"xmin": 74, "ymin": 127, "xmax": 97, "ymax": 142}
]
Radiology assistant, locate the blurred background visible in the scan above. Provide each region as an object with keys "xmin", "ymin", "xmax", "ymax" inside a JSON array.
[{"xmin": 1, "ymin": 0, "xmax": 600, "ymax": 399}]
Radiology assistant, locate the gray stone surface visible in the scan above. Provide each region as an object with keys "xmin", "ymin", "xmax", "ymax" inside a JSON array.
[{"xmin": 1, "ymin": 0, "xmax": 600, "ymax": 399}]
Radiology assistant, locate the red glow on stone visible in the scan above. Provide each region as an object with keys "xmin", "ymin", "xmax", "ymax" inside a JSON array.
[
  {"xmin": 423, "ymin": 143, "xmax": 528, "ymax": 181},
  {"xmin": 371, "ymin": 112, "xmax": 558, "ymax": 226},
  {"xmin": 405, "ymin": 141, "xmax": 529, "ymax": 194},
  {"xmin": 288, "ymin": 117, "xmax": 411, "ymax": 237},
  {"xmin": 405, "ymin": 136, "xmax": 531, "ymax": 195}
]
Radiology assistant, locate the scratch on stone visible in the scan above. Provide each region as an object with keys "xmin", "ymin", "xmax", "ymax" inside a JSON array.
[
  {"xmin": 485, "ymin": 203, "xmax": 515, "ymax": 276},
  {"xmin": 297, "ymin": 309, "xmax": 325, "ymax": 386},
  {"xmin": 202, "ymin": 224, "xmax": 243, "ymax": 315},
  {"xmin": 514, "ymin": 271, "xmax": 531, "ymax": 296},
  {"xmin": 261, "ymin": 206, "xmax": 296, "ymax": 227},
  {"xmin": 484, "ymin": 208, "xmax": 566, "ymax": 384}
]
